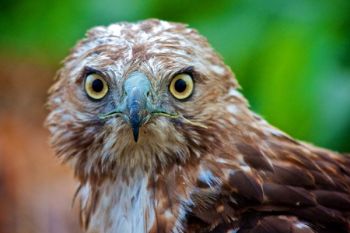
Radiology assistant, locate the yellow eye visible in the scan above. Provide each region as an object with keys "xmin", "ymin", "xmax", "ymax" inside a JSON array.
[
  {"xmin": 84, "ymin": 73, "xmax": 109, "ymax": 100},
  {"xmin": 169, "ymin": 73, "xmax": 194, "ymax": 100}
]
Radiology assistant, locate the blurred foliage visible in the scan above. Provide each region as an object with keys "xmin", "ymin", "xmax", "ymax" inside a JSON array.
[{"xmin": 0, "ymin": 0, "xmax": 349, "ymax": 151}]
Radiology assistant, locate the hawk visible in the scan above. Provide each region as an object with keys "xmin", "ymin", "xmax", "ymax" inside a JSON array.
[{"xmin": 46, "ymin": 19, "xmax": 350, "ymax": 233}]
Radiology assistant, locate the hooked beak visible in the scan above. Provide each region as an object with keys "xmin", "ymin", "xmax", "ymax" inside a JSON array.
[
  {"xmin": 123, "ymin": 72, "xmax": 152, "ymax": 142},
  {"xmin": 99, "ymin": 71, "xmax": 180, "ymax": 142}
]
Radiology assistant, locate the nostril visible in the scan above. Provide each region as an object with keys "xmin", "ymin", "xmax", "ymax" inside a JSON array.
[{"xmin": 146, "ymin": 91, "xmax": 151, "ymax": 97}]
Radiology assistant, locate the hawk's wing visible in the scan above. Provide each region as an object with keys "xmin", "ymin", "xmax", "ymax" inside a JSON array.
[{"xmin": 181, "ymin": 135, "xmax": 350, "ymax": 233}]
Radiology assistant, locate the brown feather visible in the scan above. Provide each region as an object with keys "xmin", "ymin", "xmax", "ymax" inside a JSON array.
[{"xmin": 45, "ymin": 19, "xmax": 350, "ymax": 233}]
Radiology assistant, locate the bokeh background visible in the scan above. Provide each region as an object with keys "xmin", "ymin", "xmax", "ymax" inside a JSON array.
[{"xmin": 0, "ymin": 0, "xmax": 349, "ymax": 232}]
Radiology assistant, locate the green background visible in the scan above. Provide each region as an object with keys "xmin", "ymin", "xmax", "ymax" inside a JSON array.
[{"xmin": 1, "ymin": 0, "xmax": 349, "ymax": 151}]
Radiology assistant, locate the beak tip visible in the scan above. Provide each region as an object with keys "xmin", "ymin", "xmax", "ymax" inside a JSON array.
[{"xmin": 132, "ymin": 127, "xmax": 139, "ymax": 142}]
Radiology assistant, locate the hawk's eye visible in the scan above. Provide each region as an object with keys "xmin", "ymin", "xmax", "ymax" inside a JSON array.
[
  {"xmin": 169, "ymin": 73, "xmax": 194, "ymax": 100},
  {"xmin": 84, "ymin": 73, "xmax": 109, "ymax": 100}
]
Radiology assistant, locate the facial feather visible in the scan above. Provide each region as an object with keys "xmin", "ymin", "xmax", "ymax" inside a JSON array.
[{"xmin": 46, "ymin": 19, "xmax": 245, "ymax": 183}]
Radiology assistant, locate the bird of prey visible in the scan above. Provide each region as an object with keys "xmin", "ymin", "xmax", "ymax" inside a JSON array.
[{"xmin": 46, "ymin": 19, "xmax": 350, "ymax": 233}]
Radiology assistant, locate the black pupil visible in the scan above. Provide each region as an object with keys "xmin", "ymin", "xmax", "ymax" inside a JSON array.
[
  {"xmin": 92, "ymin": 79, "xmax": 104, "ymax": 92},
  {"xmin": 174, "ymin": 79, "xmax": 187, "ymax": 93}
]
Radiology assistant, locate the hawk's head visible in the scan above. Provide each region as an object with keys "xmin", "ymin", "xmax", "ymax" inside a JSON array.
[{"xmin": 46, "ymin": 19, "xmax": 248, "ymax": 181}]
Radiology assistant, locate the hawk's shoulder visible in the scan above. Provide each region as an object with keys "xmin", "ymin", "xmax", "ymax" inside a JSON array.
[{"xmin": 179, "ymin": 131, "xmax": 350, "ymax": 233}]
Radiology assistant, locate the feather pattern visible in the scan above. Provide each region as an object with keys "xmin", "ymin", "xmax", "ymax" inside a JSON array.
[{"xmin": 46, "ymin": 19, "xmax": 350, "ymax": 233}]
